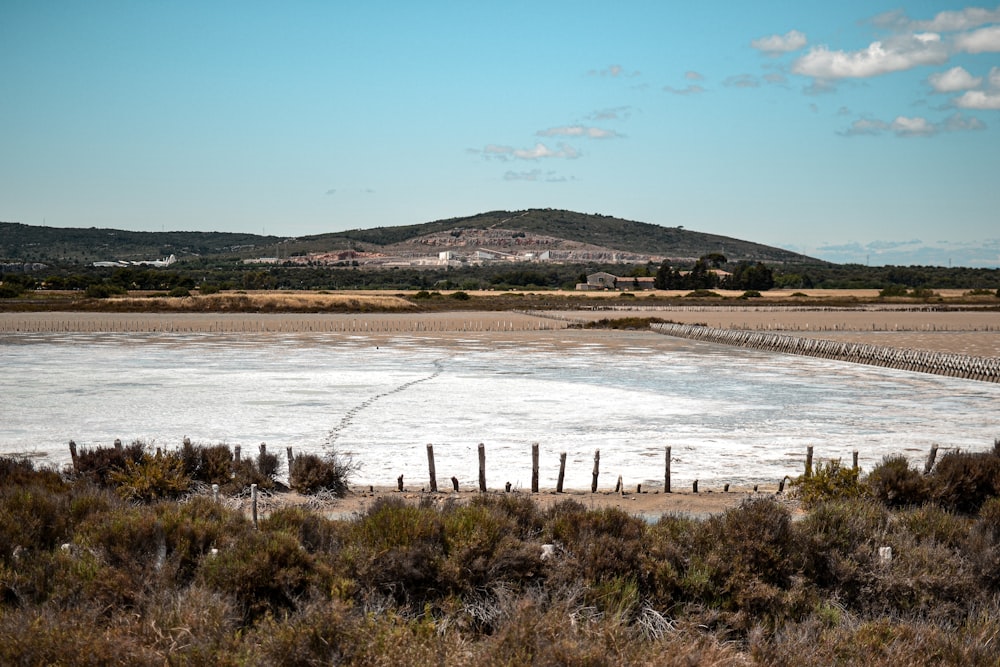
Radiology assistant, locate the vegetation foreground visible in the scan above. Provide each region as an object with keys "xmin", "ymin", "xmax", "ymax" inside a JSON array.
[{"xmin": 5, "ymin": 442, "xmax": 1000, "ymax": 665}]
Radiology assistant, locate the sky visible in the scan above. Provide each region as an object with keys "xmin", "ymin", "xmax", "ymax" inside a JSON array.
[{"xmin": 2, "ymin": 2, "xmax": 999, "ymax": 267}]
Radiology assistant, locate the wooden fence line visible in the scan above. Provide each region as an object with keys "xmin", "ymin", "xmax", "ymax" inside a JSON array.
[
  {"xmin": 652, "ymin": 323, "xmax": 1000, "ymax": 383},
  {"xmin": 71, "ymin": 438, "xmax": 952, "ymax": 498}
]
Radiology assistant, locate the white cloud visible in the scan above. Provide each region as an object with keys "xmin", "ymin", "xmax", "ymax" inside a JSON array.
[
  {"xmin": 792, "ymin": 34, "xmax": 948, "ymax": 78},
  {"xmin": 723, "ymin": 74, "xmax": 760, "ymax": 88},
  {"xmin": 955, "ymin": 24, "xmax": 1000, "ymax": 53},
  {"xmin": 512, "ymin": 143, "xmax": 580, "ymax": 160},
  {"xmin": 955, "ymin": 89, "xmax": 1000, "ymax": 109},
  {"xmin": 840, "ymin": 118, "xmax": 891, "ymax": 136},
  {"xmin": 588, "ymin": 106, "xmax": 632, "ymax": 121},
  {"xmin": 910, "ymin": 6, "xmax": 1000, "ymax": 32},
  {"xmin": 504, "ymin": 169, "xmax": 566, "ymax": 182},
  {"xmin": 891, "ymin": 116, "xmax": 935, "ymax": 136},
  {"xmin": 685, "ymin": 70, "xmax": 704, "ymax": 81},
  {"xmin": 751, "ymin": 30, "xmax": 807, "ymax": 54},
  {"xmin": 928, "ymin": 66, "xmax": 982, "ymax": 91},
  {"xmin": 474, "ymin": 142, "xmax": 581, "ymax": 160},
  {"xmin": 589, "ymin": 64, "xmax": 640, "ymax": 77},
  {"xmin": 663, "ymin": 84, "xmax": 706, "ymax": 95},
  {"xmin": 536, "ymin": 126, "xmax": 620, "ymax": 139},
  {"xmin": 840, "ymin": 112, "xmax": 986, "ymax": 137}
]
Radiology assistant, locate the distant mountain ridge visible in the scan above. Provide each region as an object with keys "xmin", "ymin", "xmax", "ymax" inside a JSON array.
[{"xmin": 0, "ymin": 210, "xmax": 822, "ymax": 265}]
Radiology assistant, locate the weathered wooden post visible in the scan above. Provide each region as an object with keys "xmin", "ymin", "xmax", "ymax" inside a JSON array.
[
  {"xmin": 505, "ymin": 482, "xmax": 511, "ymax": 492},
  {"xmin": 234, "ymin": 445, "xmax": 241, "ymax": 463},
  {"xmin": 286, "ymin": 447, "xmax": 294, "ymax": 471},
  {"xmin": 251, "ymin": 484, "xmax": 258, "ymax": 529},
  {"xmin": 924, "ymin": 444, "xmax": 939, "ymax": 474},
  {"xmin": 853, "ymin": 450, "xmax": 859, "ymax": 471},
  {"xmin": 397, "ymin": 474, "xmax": 404, "ymax": 491},
  {"xmin": 664, "ymin": 446, "xmax": 671, "ymax": 494},
  {"xmin": 557, "ymin": 452, "xmax": 567, "ymax": 493},
  {"xmin": 68, "ymin": 440, "xmax": 78, "ymax": 473},
  {"xmin": 724, "ymin": 483, "xmax": 730, "ymax": 493},
  {"xmin": 426, "ymin": 444, "xmax": 437, "ymax": 493},
  {"xmin": 805, "ymin": 446, "xmax": 814, "ymax": 478},
  {"xmin": 115, "ymin": 438, "xmax": 124, "ymax": 452},
  {"xmin": 591, "ymin": 449, "xmax": 600, "ymax": 493},
  {"xmin": 259, "ymin": 442, "xmax": 266, "ymax": 458},
  {"xmin": 616, "ymin": 475, "xmax": 624, "ymax": 496},
  {"xmin": 531, "ymin": 443, "xmax": 539, "ymax": 493},
  {"xmin": 478, "ymin": 443, "xmax": 486, "ymax": 492},
  {"xmin": 212, "ymin": 484, "xmax": 219, "ymax": 502},
  {"xmin": 451, "ymin": 476, "xmax": 459, "ymax": 492},
  {"xmin": 693, "ymin": 479, "xmax": 699, "ymax": 493}
]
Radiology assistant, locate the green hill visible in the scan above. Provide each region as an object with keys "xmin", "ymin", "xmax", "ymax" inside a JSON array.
[{"xmin": 1, "ymin": 209, "xmax": 821, "ymax": 265}]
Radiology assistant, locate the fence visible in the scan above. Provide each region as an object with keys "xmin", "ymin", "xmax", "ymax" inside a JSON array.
[{"xmin": 652, "ymin": 323, "xmax": 1000, "ymax": 383}]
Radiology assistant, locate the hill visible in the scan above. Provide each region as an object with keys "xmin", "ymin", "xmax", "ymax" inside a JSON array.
[{"xmin": 0, "ymin": 209, "xmax": 821, "ymax": 266}]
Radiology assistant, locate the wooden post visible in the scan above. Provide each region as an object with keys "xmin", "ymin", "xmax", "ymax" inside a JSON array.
[
  {"xmin": 505, "ymin": 482, "xmax": 511, "ymax": 492},
  {"xmin": 557, "ymin": 452, "xmax": 566, "ymax": 493},
  {"xmin": 478, "ymin": 443, "xmax": 486, "ymax": 492},
  {"xmin": 724, "ymin": 483, "xmax": 730, "ymax": 493},
  {"xmin": 805, "ymin": 446, "xmax": 814, "ymax": 478},
  {"xmin": 853, "ymin": 450, "xmax": 859, "ymax": 471},
  {"xmin": 397, "ymin": 474, "xmax": 404, "ymax": 491},
  {"xmin": 451, "ymin": 476, "xmax": 459, "ymax": 492},
  {"xmin": 426, "ymin": 444, "xmax": 437, "ymax": 493},
  {"xmin": 531, "ymin": 443, "xmax": 539, "ymax": 493},
  {"xmin": 617, "ymin": 475, "xmax": 624, "ymax": 496},
  {"xmin": 286, "ymin": 447, "xmax": 294, "ymax": 471},
  {"xmin": 924, "ymin": 445, "xmax": 939, "ymax": 474},
  {"xmin": 664, "ymin": 446, "xmax": 671, "ymax": 494},
  {"xmin": 693, "ymin": 479, "xmax": 699, "ymax": 493},
  {"xmin": 251, "ymin": 484, "xmax": 258, "ymax": 529},
  {"xmin": 591, "ymin": 449, "xmax": 600, "ymax": 493},
  {"xmin": 115, "ymin": 438, "xmax": 123, "ymax": 452},
  {"xmin": 212, "ymin": 484, "xmax": 219, "ymax": 502},
  {"xmin": 234, "ymin": 445, "xmax": 241, "ymax": 463},
  {"xmin": 68, "ymin": 440, "xmax": 78, "ymax": 472},
  {"xmin": 259, "ymin": 442, "xmax": 266, "ymax": 458},
  {"xmin": 637, "ymin": 483, "xmax": 642, "ymax": 493}
]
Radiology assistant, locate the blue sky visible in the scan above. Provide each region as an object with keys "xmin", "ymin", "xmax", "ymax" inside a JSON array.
[{"xmin": 2, "ymin": 1, "xmax": 999, "ymax": 266}]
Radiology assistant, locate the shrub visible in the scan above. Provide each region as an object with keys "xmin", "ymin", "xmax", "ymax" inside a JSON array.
[
  {"xmin": 198, "ymin": 283, "xmax": 221, "ymax": 295},
  {"xmin": 685, "ymin": 290, "xmax": 721, "ymax": 298},
  {"xmin": 73, "ymin": 441, "xmax": 144, "ymax": 487},
  {"xmin": 84, "ymin": 283, "xmax": 125, "ymax": 298},
  {"xmin": 180, "ymin": 441, "xmax": 234, "ymax": 485},
  {"xmin": 931, "ymin": 450, "xmax": 1000, "ymax": 514},
  {"xmin": 793, "ymin": 459, "xmax": 861, "ymax": 507},
  {"xmin": 741, "ymin": 290, "xmax": 762, "ymax": 298},
  {"xmin": 449, "ymin": 290, "xmax": 470, "ymax": 300},
  {"xmin": 198, "ymin": 528, "xmax": 320, "ymax": 623},
  {"xmin": 168, "ymin": 286, "xmax": 191, "ymax": 297},
  {"xmin": 865, "ymin": 455, "xmax": 929, "ymax": 508},
  {"xmin": 109, "ymin": 451, "xmax": 191, "ymax": 502},
  {"xmin": 289, "ymin": 451, "xmax": 355, "ymax": 496},
  {"xmin": 0, "ymin": 457, "xmax": 63, "ymax": 491}
]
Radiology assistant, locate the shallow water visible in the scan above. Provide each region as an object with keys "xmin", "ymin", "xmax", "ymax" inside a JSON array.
[{"xmin": 2, "ymin": 330, "xmax": 998, "ymax": 490}]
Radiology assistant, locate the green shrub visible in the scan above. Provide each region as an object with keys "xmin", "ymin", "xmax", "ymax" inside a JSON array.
[
  {"xmin": 793, "ymin": 459, "xmax": 861, "ymax": 507},
  {"xmin": 865, "ymin": 455, "xmax": 929, "ymax": 508},
  {"xmin": 289, "ymin": 451, "xmax": 355, "ymax": 496},
  {"xmin": 931, "ymin": 450, "xmax": 1000, "ymax": 514},
  {"xmin": 84, "ymin": 283, "xmax": 125, "ymax": 298},
  {"xmin": 449, "ymin": 290, "xmax": 470, "ymax": 300},
  {"xmin": 73, "ymin": 441, "xmax": 144, "ymax": 486},
  {"xmin": 198, "ymin": 283, "xmax": 222, "ymax": 295},
  {"xmin": 109, "ymin": 451, "xmax": 191, "ymax": 502},
  {"xmin": 180, "ymin": 441, "xmax": 235, "ymax": 485},
  {"xmin": 685, "ymin": 289, "xmax": 721, "ymax": 298},
  {"xmin": 741, "ymin": 290, "xmax": 762, "ymax": 298},
  {"xmin": 198, "ymin": 528, "xmax": 320, "ymax": 623},
  {"xmin": 168, "ymin": 286, "xmax": 191, "ymax": 297}
]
